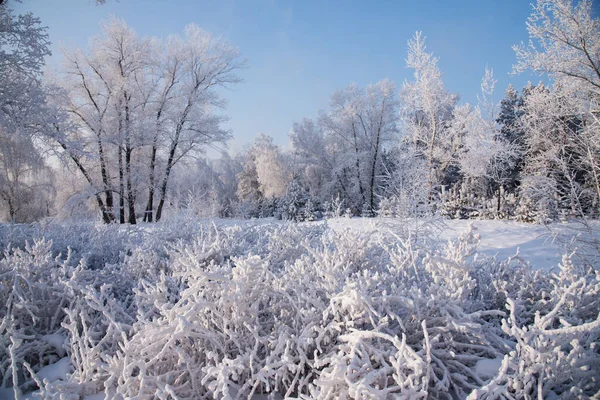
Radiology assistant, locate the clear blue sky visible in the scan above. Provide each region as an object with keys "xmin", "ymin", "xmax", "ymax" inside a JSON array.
[{"xmin": 15, "ymin": 0, "xmax": 558, "ymax": 153}]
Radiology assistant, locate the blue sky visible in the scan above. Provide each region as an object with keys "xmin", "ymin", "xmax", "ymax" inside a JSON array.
[{"xmin": 15, "ymin": 0, "xmax": 552, "ymax": 153}]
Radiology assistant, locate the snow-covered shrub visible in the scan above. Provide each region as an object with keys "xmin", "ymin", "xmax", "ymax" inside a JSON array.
[
  {"xmin": 376, "ymin": 196, "xmax": 396, "ymax": 218},
  {"xmin": 0, "ymin": 224, "xmax": 37, "ymax": 255},
  {"xmin": 438, "ymin": 184, "xmax": 485, "ymax": 220},
  {"xmin": 377, "ymin": 195, "xmax": 430, "ymax": 219},
  {"xmin": 360, "ymin": 202, "xmax": 375, "ymax": 217},
  {"xmin": 0, "ymin": 239, "xmax": 71, "ymax": 396},
  {"xmin": 98, "ymin": 225, "xmax": 504, "ymax": 398},
  {"xmin": 1, "ymin": 219, "xmax": 598, "ymax": 399},
  {"xmin": 330, "ymin": 227, "xmax": 510, "ymax": 398},
  {"xmin": 470, "ymin": 255, "xmax": 600, "ymax": 399},
  {"xmin": 323, "ymin": 194, "xmax": 345, "ymax": 219},
  {"xmin": 516, "ymin": 175, "xmax": 560, "ymax": 224},
  {"xmin": 473, "ymin": 193, "xmax": 519, "ymax": 220},
  {"xmin": 56, "ymin": 281, "xmax": 136, "ymax": 398},
  {"xmin": 235, "ymin": 199, "xmax": 261, "ymax": 219},
  {"xmin": 0, "ymin": 221, "xmax": 136, "ymax": 270},
  {"xmin": 547, "ymin": 219, "xmax": 600, "ymax": 270},
  {"xmin": 437, "ymin": 184, "xmax": 520, "ymax": 221}
]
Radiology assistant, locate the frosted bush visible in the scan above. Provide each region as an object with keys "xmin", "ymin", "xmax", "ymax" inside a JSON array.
[
  {"xmin": 0, "ymin": 239, "xmax": 71, "ymax": 396},
  {"xmin": 469, "ymin": 255, "xmax": 600, "ymax": 399},
  {"xmin": 0, "ymin": 219, "xmax": 598, "ymax": 398}
]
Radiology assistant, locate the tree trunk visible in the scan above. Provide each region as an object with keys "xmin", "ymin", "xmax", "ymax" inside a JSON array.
[
  {"xmin": 351, "ymin": 122, "xmax": 365, "ymax": 207},
  {"xmin": 126, "ymin": 148, "xmax": 136, "ymax": 224},
  {"xmin": 427, "ymin": 116, "xmax": 438, "ymax": 199},
  {"xmin": 117, "ymin": 113, "xmax": 126, "ymax": 223},
  {"xmin": 118, "ymin": 145, "xmax": 125, "ymax": 224},
  {"xmin": 586, "ymin": 143, "xmax": 600, "ymax": 214},
  {"xmin": 55, "ymin": 133, "xmax": 112, "ymax": 223},
  {"xmin": 144, "ymin": 132, "xmax": 159, "ymax": 222},
  {"xmin": 156, "ymin": 100, "xmax": 193, "ymax": 222},
  {"xmin": 96, "ymin": 137, "xmax": 115, "ymax": 223},
  {"xmin": 123, "ymin": 96, "xmax": 136, "ymax": 224},
  {"xmin": 369, "ymin": 141, "xmax": 380, "ymax": 213},
  {"xmin": 155, "ymin": 141, "xmax": 176, "ymax": 222},
  {"xmin": 368, "ymin": 103, "xmax": 386, "ymax": 214},
  {"xmin": 145, "ymin": 65, "xmax": 178, "ymax": 222},
  {"xmin": 7, "ymin": 197, "xmax": 15, "ymax": 222},
  {"xmin": 496, "ymin": 185, "xmax": 503, "ymax": 218}
]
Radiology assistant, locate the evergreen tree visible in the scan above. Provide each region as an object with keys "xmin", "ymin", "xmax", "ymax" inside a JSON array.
[
  {"xmin": 494, "ymin": 84, "xmax": 525, "ymax": 194},
  {"xmin": 279, "ymin": 178, "xmax": 322, "ymax": 221},
  {"xmin": 236, "ymin": 154, "xmax": 262, "ymax": 218}
]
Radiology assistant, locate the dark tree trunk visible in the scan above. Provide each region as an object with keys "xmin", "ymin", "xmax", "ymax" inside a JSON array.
[
  {"xmin": 155, "ymin": 141, "xmax": 177, "ymax": 222},
  {"xmin": 123, "ymin": 96, "xmax": 136, "ymax": 224},
  {"xmin": 144, "ymin": 134, "xmax": 159, "ymax": 222},
  {"xmin": 497, "ymin": 186, "xmax": 502, "ymax": 218},
  {"xmin": 145, "ymin": 64, "xmax": 178, "ymax": 222},
  {"xmin": 351, "ymin": 122, "xmax": 365, "ymax": 207},
  {"xmin": 118, "ymin": 145, "xmax": 125, "ymax": 224},
  {"xmin": 369, "ymin": 131, "xmax": 381, "ymax": 214},
  {"xmin": 366, "ymin": 103, "xmax": 386, "ymax": 214},
  {"xmin": 96, "ymin": 137, "xmax": 115, "ymax": 223},
  {"xmin": 156, "ymin": 101, "xmax": 192, "ymax": 222},
  {"xmin": 126, "ymin": 147, "xmax": 136, "ymax": 224},
  {"xmin": 7, "ymin": 197, "xmax": 15, "ymax": 222}
]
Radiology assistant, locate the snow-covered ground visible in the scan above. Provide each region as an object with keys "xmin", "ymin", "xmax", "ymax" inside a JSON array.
[
  {"xmin": 442, "ymin": 219, "xmax": 563, "ymax": 270},
  {"xmin": 320, "ymin": 217, "xmax": 590, "ymax": 270}
]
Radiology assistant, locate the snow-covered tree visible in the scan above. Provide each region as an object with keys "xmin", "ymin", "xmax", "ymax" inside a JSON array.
[
  {"xmin": 318, "ymin": 84, "xmax": 371, "ymax": 213},
  {"xmin": 379, "ymin": 142, "xmax": 430, "ymax": 218},
  {"xmin": 252, "ymin": 134, "xmax": 290, "ymax": 199},
  {"xmin": 58, "ymin": 21, "xmax": 127, "ymax": 223},
  {"xmin": 400, "ymin": 32, "xmax": 458, "ymax": 195},
  {"xmin": 290, "ymin": 117, "xmax": 341, "ymax": 202},
  {"xmin": 360, "ymin": 79, "xmax": 398, "ymax": 213},
  {"xmin": 236, "ymin": 150, "xmax": 262, "ymax": 217},
  {"xmin": 279, "ymin": 177, "xmax": 322, "ymax": 221},
  {"xmin": 495, "ymin": 84, "xmax": 526, "ymax": 193},
  {"xmin": 455, "ymin": 70, "xmax": 514, "ymax": 211},
  {"xmin": 0, "ymin": 128, "xmax": 54, "ymax": 222},
  {"xmin": 0, "ymin": 1, "xmax": 55, "ymax": 222},
  {"xmin": 513, "ymin": 0, "xmax": 600, "ymax": 216},
  {"xmin": 55, "ymin": 18, "xmax": 242, "ymax": 223},
  {"xmin": 293, "ymin": 79, "xmax": 397, "ymax": 215},
  {"xmin": 151, "ymin": 24, "xmax": 242, "ymax": 222},
  {"xmin": 0, "ymin": 2, "xmax": 50, "ymax": 88},
  {"xmin": 513, "ymin": 0, "xmax": 600, "ymax": 99},
  {"xmin": 517, "ymin": 82, "xmax": 592, "ymax": 221}
]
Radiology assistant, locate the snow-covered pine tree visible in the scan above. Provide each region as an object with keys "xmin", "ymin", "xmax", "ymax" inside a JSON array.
[
  {"xmin": 494, "ymin": 84, "xmax": 526, "ymax": 194},
  {"xmin": 279, "ymin": 177, "xmax": 321, "ymax": 222}
]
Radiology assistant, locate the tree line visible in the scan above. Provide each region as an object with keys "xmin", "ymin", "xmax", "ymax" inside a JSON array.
[{"xmin": 1, "ymin": 0, "xmax": 598, "ymax": 223}]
